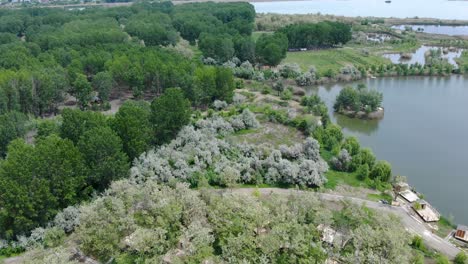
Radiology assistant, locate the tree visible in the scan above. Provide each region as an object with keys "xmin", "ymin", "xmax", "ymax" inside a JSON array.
[
  {"xmin": 0, "ymin": 135, "xmax": 87, "ymax": 238},
  {"xmin": 199, "ymin": 33, "xmax": 234, "ymax": 62},
  {"xmin": 273, "ymin": 82, "xmax": 284, "ymax": 96},
  {"xmin": 343, "ymin": 136, "xmax": 360, "ymax": 156},
  {"xmin": 73, "ymin": 74, "xmax": 93, "ymax": 110},
  {"xmin": 60, "ymin": 109, "xmax": 108, "ymax": 144},
  {"xmin": 92, "ymin": 71, "xmax": 114, "ymax": 102},
  {"xmin": 112, "ymin": 101, "xmax": 152, "ymax": 161},
  {"xmin": 151, "ymin": 88, "xmax": 191, "ymax": 144},
  {"xmin": 255, "ymin": 33, "xmax": 288, "ymax": 66},
  {"xmin": 0, "ymin": 111, "xmax": 28, "ymax": 157},
  {"xmin": 78, "ymin": 126, "xmax": 129, "ymax": 191},
  {"xmin": 370, "ymin": 160, "xmax": 392, "ymax": 182}
]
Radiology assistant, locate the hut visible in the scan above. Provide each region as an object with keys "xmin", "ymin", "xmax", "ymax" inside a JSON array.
[{"xmin": 454, "ymin": 225, "xmax": 468, "ymax": 243}]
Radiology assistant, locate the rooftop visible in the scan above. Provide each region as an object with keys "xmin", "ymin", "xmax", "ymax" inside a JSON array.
[
  {"xmin": 400, "ymin": 189, "xmax": 419, "ymax": 203},
  {"xmin": 457, "ymin": 225, "xmax": 468, "ymax": 231},
  {"xmin": 413, "ymin": 200, "xmax": 440, "ymax": 222}
]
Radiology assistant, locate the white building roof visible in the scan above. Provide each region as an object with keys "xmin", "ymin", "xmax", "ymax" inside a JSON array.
[{"xmin": 400, "ymin": 189, "xmax": 419, "ymax": 202}]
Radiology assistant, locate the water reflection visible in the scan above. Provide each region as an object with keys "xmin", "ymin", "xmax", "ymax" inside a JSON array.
[{"xmin": 334, "ymin": 113, "xmax": 380, "ymax": 135}]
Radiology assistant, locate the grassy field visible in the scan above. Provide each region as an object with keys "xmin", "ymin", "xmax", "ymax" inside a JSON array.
[
  {"xmin": 324, "ymin": 170, "xmax": 367, "ymax": 189},
  {"xmin": 284, "ymin": 47, "xmax": 390, "ymax": 75},
  {"xmin": 226, "ymin": 122, "xmax": 304, "ymax": 147}
]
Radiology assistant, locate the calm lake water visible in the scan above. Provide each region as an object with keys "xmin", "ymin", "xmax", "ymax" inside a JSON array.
[
  {"xmin": 252, "ymin": 0, "xmax": 468, "ymax": 20},
  {"xmin": 392, "ymin": 25, "xmax": 468, "ymax": 36},
  {"xmin": 311, "ymin": 75, "xmax": 468, "ymax": 224}
]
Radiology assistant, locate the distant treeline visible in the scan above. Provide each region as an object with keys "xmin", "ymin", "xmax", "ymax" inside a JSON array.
[{"xmin": 279, "ymin": 21, "xmax": 352, "ymax": 49}]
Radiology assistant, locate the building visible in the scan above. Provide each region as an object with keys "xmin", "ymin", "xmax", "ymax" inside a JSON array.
[
  {"xmin": 399, "ymin": 189, "xmax": 419, "ymax": 203},
  {"xmin": 413, "ymin": 200, "xmax": 440, "ymax": 222},
  {"xmin": 454, "ymin": 225, "xmax": 468, "ymax": 242}
]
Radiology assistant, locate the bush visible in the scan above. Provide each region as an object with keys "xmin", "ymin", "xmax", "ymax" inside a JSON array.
[
  {"xmin": 356, "ymin": 164, "xmax": 370, "ymax": 180},
  {"xmin": 330, "ymin": 149, "xmax": 352, "ymax": 172},
  {"xmin": 43, "ymin": 227, "xmax": 65, "ymax": 248},
  {"xmin": 454, "ymin": 252, "xmax": 468, "ymax": 264},
  {"xmin": 278, "ymin": 63, "xmax": 301, "ymax": 79},
  {"xmin": 280, "ymin": 90, "xmax": 293, "ymax": 100},
  {"xmin": 370, "ymin": 161, "xmax": 392, "ymax": 182},
  {"xmin": 213, "ymin": 100, "xmax": 228, "ymax": 110}
]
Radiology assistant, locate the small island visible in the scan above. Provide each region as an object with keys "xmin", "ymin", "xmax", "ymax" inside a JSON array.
[{"xmin": 333, "ymin": 84, "xmax": 384, "ymax": 119}]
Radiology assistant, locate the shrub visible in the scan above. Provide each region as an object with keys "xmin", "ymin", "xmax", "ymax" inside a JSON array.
[
  {"xmin": 454, "ymin": 252, "xmax": 467, "ymax": 264},
  {"xmin": 53, "ymin": 206, "xmax": 81, "ymax": 233},
  {"xmin": 370, "ymin": 161, "xmax": 392, "ymax": 182},
  {"xmin": 330, "ymin": 149, "xmax": 352, "ymax": 172},
  {"xmin": 43, "ymin": 227, "xmax": 65, "ymax": 248},
  {"xmin": 356, "ymin": 164, "xmax": 370, "ymax": 180},
  {"xmin": 278, "ymin": 63, "xmax": 301, "ymax": 78},
  {"xmin": 280, "ymin": 90, "xmax": 293, "ymax": 100},
  {"xmin": 213, "ymin": 100, "xmax": 228, "ymax": 110}
]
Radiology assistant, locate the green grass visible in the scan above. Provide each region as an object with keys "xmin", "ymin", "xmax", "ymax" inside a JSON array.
[
  {"xmin": 435, "ymin": 216, "xmax": 457, "ymax": 238},
  {"xmin": 367, "ymin": 193, "xmax": 392, "ymax": 203},
  {"xmin": 226, "ymin": 121, "xmax": 304, "ymax": 147},
  {"xmin": 284, "ymin": 47, "xmax": 390, "ymax": 75},
  {"xmin": 324, "ymin": 170, "xmax": 364, "ymax": 189}
]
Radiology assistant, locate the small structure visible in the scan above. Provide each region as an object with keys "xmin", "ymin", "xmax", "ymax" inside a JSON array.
[
  {"xmin": 399, "ymin": 189, "xmax": 419, "ymax": 203},
  {"xmin": 454, "ymin": 225, "xmax": 468, "ymax": 243},
  {"xmin": 413, "ymin": 200, "xmax": 440, "ymax": 222},
  {"xmin": 394, "ymin": 182, "xmax": 410, "ymax": 193}
]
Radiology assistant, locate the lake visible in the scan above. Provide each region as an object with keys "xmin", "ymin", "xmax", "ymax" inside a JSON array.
[
  {"xmin": 252, "ymin": 0, "xmax": 468, "ymax": 20},
  {"xmin": 392, "ymin": 25, "xmax": 468, "ymax": 36},
  {"xmin": 311, "ymin": 75, "xmax": 468, "ymax": 223}
]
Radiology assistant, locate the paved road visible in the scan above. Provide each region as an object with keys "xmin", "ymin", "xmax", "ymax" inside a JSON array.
[{"xmin": 225, "ymin": 188, "xmax": 461, "ymax": 259}]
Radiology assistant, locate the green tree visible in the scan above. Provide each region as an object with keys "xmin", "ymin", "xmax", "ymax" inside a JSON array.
[
  {"xmin": 342, "ymin": 136, "xmax": 360, "ymax": 156},
  {"xmin": 255, "ymin": 33, "xmax": 288, "ymax": 66},
  {"xmin": 370, "ymin": 160, "xmax": 392, "ymax": 182},
  {"xmin": 112, "ymin": 101, "xmax": 152, "ymax": 161},
  {"xmin": 60, "ymin": 109, "xmax": 108, "ymax": 144},
  {"xmin": 74, "ymin": 74, "xmax": 93, "ymax": 110},
  {"xmin": 151, "ymin": 88, "xmax": 191, "ymax": 144},
  {"xmin": 198, "ymin": 33, "xmax": 234, "ymax": 62},
  {"xmin": 92, "ymin": 71, "xmax": 114, "ymax": 103},
  {"xmin": 0, "ymin": 135, "xmax": 87, "ymax": 238},
  {"xmin": 78, "ymin": 126, "xmax": 129, "ymax": 191},
  {"xmin": 0, "ymin": 111, "xmax": 28, "ymax": 157}
]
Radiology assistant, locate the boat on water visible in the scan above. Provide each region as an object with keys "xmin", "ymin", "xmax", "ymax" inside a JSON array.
[{"xmin": 385, "ymin": 0, "xmax": 392, "ymax": 3}]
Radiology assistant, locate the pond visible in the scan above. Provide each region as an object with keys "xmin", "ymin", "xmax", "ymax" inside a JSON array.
[
  {"xmin": 252, "ymin": 0, "xmax": 468, "ymax": 20},
  {"xmin": 391, "ymin": 25, "xmax": 468, "ymax": 36},
  {"xmin": 309, "ymin": 75, "xmax": 468, "ymax": 224},
  {"xmin": 382, "ymin": 45, "xmax": 463, "ymax": 68}
]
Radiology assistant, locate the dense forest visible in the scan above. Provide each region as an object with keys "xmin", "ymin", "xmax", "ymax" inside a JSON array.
[
  {"xmin": 279, "ymin": 22, "xmax": 352, "ymax": 49},
  {"xmin": 0, "ymin": 1, "xmax": 256, "ymax": 240}
]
